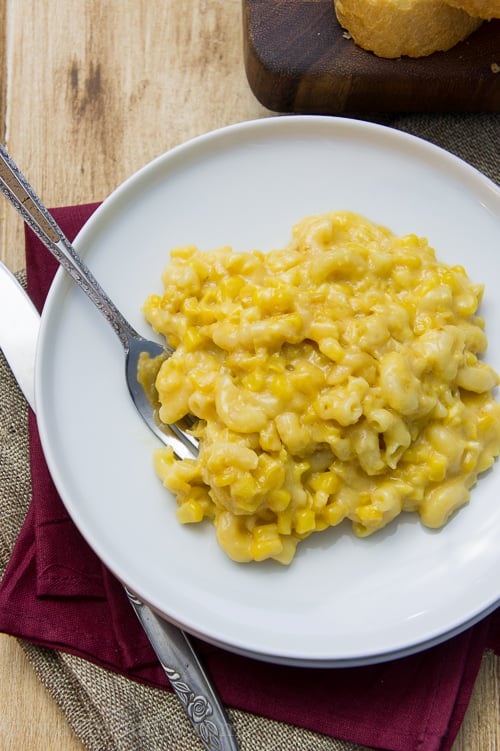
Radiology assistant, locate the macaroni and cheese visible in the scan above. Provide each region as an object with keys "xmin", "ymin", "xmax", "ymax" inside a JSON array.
[{"xmin": 141, "ymin": 211, "xmax": 500, "ymax": 564}]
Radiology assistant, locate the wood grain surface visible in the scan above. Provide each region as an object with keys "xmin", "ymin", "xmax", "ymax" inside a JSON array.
[
  {"xmin": 0, "ymin": 2, "xmax": 498, "ymax": 751},
  {"xmin": 243, "ymin": 0, "xmax": 500, "ymax": 114}
]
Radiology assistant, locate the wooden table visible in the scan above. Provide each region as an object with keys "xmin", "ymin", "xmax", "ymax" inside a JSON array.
[{"xmin": 0, "ymin": 2, "xmax": 498, "ymax": 750}]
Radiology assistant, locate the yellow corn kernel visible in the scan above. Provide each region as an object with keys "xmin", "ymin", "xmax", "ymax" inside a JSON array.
[
  {"xmin": 230, "ymin": 473, "xmax": 259, "ymax": 501},
  {"xmin": 294, "ymin": 508, "xmax": 316, "ymax": 534},
  {"xmin": 212, "ymin": 468, "xmax": 240, "ymax": 487},
  {"xmin": 276, "ymin": 508, "xmax": 293, "ymax": 535},
  {"xmin": 254, "ymin": 454, "xmax": 286, "ymax": 494},
  {"xmin": 427, "ymin": 453, "xmax": 447, "ymax": 482},
  {"xmin": 478, "ymin": 412, "xmax": 496, "ymax": 434},
  {"xmin": 225, "ymin": 251, "xmax": 261, "ymax": 275},
  {"xmin": 183, "ymin": 326, "xmax": 205, "ymax": 351},
  {"xmin": 318, "ymin": 337, "xmax": 345, "ymax": 362},
  {"xmin": 441, "ymin": 269, "xmax": 458, "ymax": 290},
  {"xmin": 170, "ymin": 244, "xmax": 198, "ymax": 259},
  {"xmin": 398, "ymin": 231, "xmax": 420, "ymax": 246},
  {"xmin": 418, "ymin": 271, "xmax": 440, "ymax": 296},
  {"xmin": 176, "ymin": 500, "xmax": 205, "ymax": 524},
  {"xmin": 218, "ymin": 274, "xmax": 245, "ymax": 300},
  {"xmin": 310, "ymin": 491, "xmax": 328, "ymax": 512},
  {"xmin": 308, "ymin": 318, "xmax": 339, "ymax": 341},
  {"xmin": 259, "ymin": 421, "xmax": 282, "ymax": 452},
  {"xmin": 398, "ymin": 464, "xmax": 428, "ymax": 489},
  {"xmin": 251, "ymin": 524, "xmax": 283, "ymax": 562},
  {"xmin": 462, "ymin": 444, "xmax": 479, "ymax": 473},
  {"xmin": 403, "ymin": 442, "xmax": 430, "ymax": 464},
  {"xmin": 455, "ymin": 292, "xmax": 479, "ymax": 317},
  {"xmin": 356, "ymin": 505, "xmax": 383, "ymax": 523},
  {"xmin": 182, "ymin": 299, "xmax": 217, "ymax": 326},
  {"xmin": 268, "ymin": 488, "xmax": 291, "ymax": 512},
  {"xmin": 242, "ymin": 368, "xmax": 266, "ymax": 392},
  {"xmin": 314, "ymin": 517, "xmax": 328, "ymax": 531},
  {"xmin": 289, "ymin": 361, "xmax": 325, "ymax": 393},
  {"xmin": 269, "ymin": 373, "xmax": 294, "ymax": 400},
  {"xmin": 251, "ymin": 285, "xmax": 293, "ymax": 314},
  {"xmin": 201, "ymin": 287, "xmax": 220, "ymax": 307},
  {"xmin": 308, "ymin": 470, "xmax": 338, "ymax": 495}
]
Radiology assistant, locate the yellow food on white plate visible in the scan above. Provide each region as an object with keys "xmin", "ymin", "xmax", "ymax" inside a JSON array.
[{"xmin": 141, "ymin": 211, "xmax": 500, "ymax": 565}]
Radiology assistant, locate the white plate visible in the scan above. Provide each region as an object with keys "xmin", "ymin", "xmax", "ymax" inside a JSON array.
[{"xmin": 36, "ymin": 116, "xmax": 500, "ymax": 667}]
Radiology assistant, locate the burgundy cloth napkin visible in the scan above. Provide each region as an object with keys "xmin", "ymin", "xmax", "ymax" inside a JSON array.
[{"xmin": 0, "ymin": 203, "xmax": 499, "ymax": 751}]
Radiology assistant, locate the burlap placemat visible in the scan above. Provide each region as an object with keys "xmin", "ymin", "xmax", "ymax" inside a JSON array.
[
  {"xmin": 0, "ymin": 271, "xmax": 365, "ymax": 751},
  {"xmin": 384, "ymin": 113, "xmax": 500, "ymax": 186},
  {"xmin": 1, "ymin": 113, "xmax": 498, "ymax": 751}
]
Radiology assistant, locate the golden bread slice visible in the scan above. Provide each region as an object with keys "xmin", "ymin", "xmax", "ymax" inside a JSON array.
[
  {"xmin": 334, "ymin": 0, "xmax": 483, "ymax": 58},
  {"xmin": 444, "ymin": 0, "xmax": 500, "ymax": 19}
]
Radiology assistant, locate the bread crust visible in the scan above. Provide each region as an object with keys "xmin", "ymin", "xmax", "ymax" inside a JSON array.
[
  {"xmin": 334, "ymin": 0, "xmax": 483, "ymax": 58},
  {"xmin": 445, "ymin": 0, "xmax": 500, "ymax": 19}
]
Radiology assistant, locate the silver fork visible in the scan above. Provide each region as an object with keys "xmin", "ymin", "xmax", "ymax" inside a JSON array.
[
  {"xmin": 0, "ymin": 143, "xmax": 198, "ymax": 460},
  {"xmin": 0, "ymin": 144, "xmax": 241, "ymax": 751}
]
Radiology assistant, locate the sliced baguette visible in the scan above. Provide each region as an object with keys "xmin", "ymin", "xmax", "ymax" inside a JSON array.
[
  {"xmin": 334, "ymin": 0, "xmax": 483, "ymax": 58},
  {"xmin": 445, "ymin": 0, "xmax": 500, "ymax": 19}
]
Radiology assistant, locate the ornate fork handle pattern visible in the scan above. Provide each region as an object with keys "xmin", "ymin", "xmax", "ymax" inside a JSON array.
[
  {"xmin": 126, "ymin": 589, "xmax": 239, "ymax": 751},
  {"xmin": 163, "ymin": 666, "xmax": 224, "ymax": 750}
]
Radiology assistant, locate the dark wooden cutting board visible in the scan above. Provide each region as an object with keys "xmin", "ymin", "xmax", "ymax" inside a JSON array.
[{"xmin": 242, "ymin": 0, "xmax": 500, "ymax": 114}]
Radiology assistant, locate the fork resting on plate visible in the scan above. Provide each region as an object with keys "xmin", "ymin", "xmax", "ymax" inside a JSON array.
[{"xmin": 0, "ymin": 143, "xmax": 240, "ymax": 751}]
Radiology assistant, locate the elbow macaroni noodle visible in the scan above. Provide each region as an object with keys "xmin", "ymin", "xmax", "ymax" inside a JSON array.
[{"xmin": 141, "ymin": 211, "xmax": 500, "ymax": 564}]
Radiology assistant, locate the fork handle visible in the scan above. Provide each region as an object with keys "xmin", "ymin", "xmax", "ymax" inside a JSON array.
[
  {"xmin": 0, "ymin": 143, "xmax": 137, "ymax": 349},
  {"xmin": 126, "ymin": 589, "xmax": 241, "ymax": 751}
]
